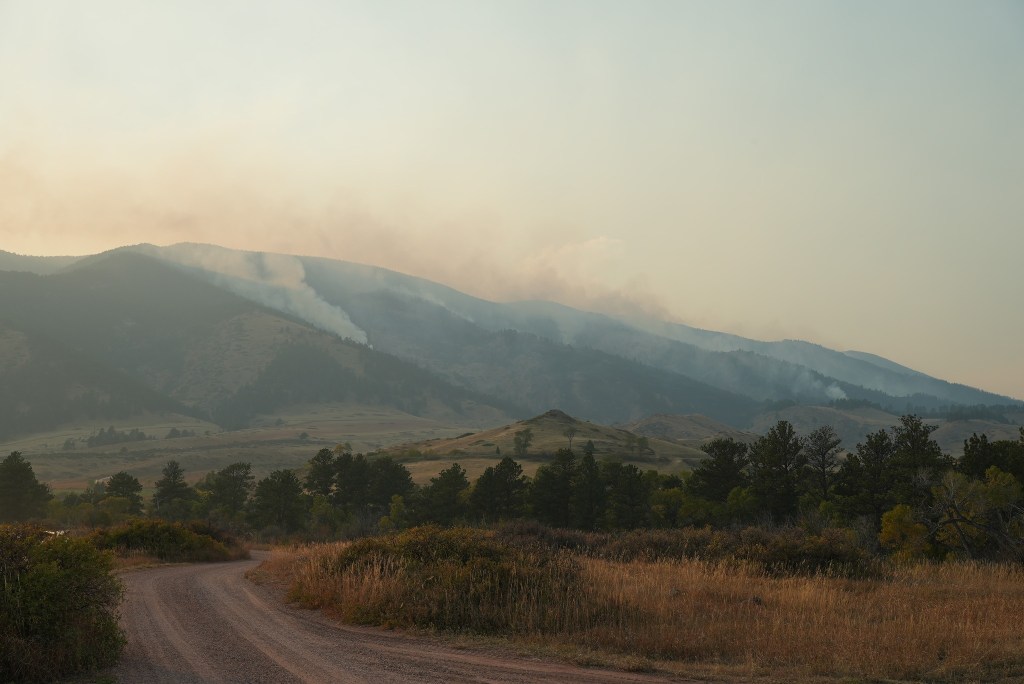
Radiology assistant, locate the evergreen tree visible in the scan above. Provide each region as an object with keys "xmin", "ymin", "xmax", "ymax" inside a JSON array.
[
  {"xmin": 366, "ymin": 457, "xmax": 415, "ymax": 512},
  {"xmin": 418, "ymin": 463, "xmax": 469, "ymax": 525},
  {"xmin": 748, "ymin": 421, "xmax": 805, "ymax": 521},
  {"xmin": 959, "ymin": 432, "xmax": 1024, "ymax": 484},
  {"xmin": 304, "ymin": 448, "xmax": 337, "ymax": 498},
  {"xmin": 835, "ymin": 429, "xmax": 897, "ymax": 529},
  {"xmin": 803, "ymin": 425, "xmax": 842, "ymax": 503},
  {"xmin": 249, "ymin": 470, "xmax": 307, "ymax": 533},
  {"xmin": 152, "ymin": 460, "xmax": 195, "ymax": 520},
  {"xmin": 0, "ymin": 452, "xmax": 52, "ymax": 522},
  {"xmin": 334, "ymin": 452, "xmax": 371, "ymax": 511},
  {"xmin": 600, "ymin": 461, "xmax": 649, "ymax": 529},
  {"xmin": 570, "ymin": 452, "xmax": 604, "ymax": 530},
  {"xmin": 203, "ymin": 462, "xmax": 255, "ymax": 512},
  {"xmin": 889, "ymin": 415, "xmax": 953, "ymax": 507},
  {"xmin": 687, "ymin": 437, "xmax": 749, "ymax": 502},
  {"xmin": 470, "ymin": 456, "xmax": 528, "ymax": 522},
  {"xmin": 530, "ymin": 449, "xmax": 576, "ymax": 527},
  {"xmin": 104, "ymin": 471, "xmax": 143, "ymax": 514}
]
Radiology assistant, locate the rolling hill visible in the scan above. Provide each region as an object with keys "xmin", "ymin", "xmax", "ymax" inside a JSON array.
[{"xmin": 384, "ymin": 409, "xmax": 709, "ymax": 477}]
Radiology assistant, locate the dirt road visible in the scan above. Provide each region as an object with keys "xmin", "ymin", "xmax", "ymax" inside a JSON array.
[{"xmin": 112, "ymin": 554, "xmax": 682, "ymax": 683}]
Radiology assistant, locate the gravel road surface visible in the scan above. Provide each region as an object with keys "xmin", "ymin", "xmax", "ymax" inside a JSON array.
[{"xmin": 112, "ymin": 553, "xmax": 682, "ymax": 683}]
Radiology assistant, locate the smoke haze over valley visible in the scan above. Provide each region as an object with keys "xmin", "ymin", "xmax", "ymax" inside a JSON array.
[{"xmin": 1, "ymin": 1, "xmax": 1023, "ymax": 400}]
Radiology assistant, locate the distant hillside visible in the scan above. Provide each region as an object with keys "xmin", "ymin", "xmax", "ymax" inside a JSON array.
[
  {"xmin": 931, "ymin": 419, "xmax": 1023, "ymax": 454},
  {"xmin": 622, "ymin": 414, "xmax": 757, "ymax": 446},
  {"xmin": 0, "ymin": 322, "xmax": 198, "ymax": 441},
  {"xmin": 385, "ymin": 409, "xmax": 708, "ymax": 471},
  {"xmin": 3, "ymin": 242, "xmax": 1020, "ymax": 445},
  {"xmin": 0, "ymin": 252, "xmax": 517, "ymax": 439},
  {"xmin": 748, "ymin": 405, "xmax": 903, "ymax": 453},
  {"xmin": 745, "ymin": 405, "xmax": 1022, "ymax": 456},
  {"xmin": 138, "ymin": 243, "xmax": 1019, "ymax": 416},
  {"xmin": 0, "ymin": 250, "xmax": 81, "ymax": 274}
]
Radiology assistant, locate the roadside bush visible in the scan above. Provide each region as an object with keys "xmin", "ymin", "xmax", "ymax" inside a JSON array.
[
  {"xmin": 89, "ymin": 519, "xmax": 246, "ymax": 562},
  {"xmin": 732, "ymin": 525, "xmax": 872, "ymax": 576},
  {"xmin": 292, "ymin": 525, "xmax": 584, "ymax": 633},
  {"xmin": 0, "ymin": 524, "xmax": 124, "ymax": 682},
  {"xmin": 496, "ymin": 522, "xmax": 874, "ymax": 576}
]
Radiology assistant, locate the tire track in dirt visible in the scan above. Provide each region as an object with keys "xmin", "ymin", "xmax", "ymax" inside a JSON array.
[{"xmin": 112, "ymin": 553, "xmax": 684, "ymax": 683}]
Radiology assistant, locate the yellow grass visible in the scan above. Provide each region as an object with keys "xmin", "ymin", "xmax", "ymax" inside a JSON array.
[
  {"xmin": 570, "ymin": 558, "xmax": 1024, "ymax": 680},
  {"xmin": 283, "ymin": 538, "xmax": 1024, "ymax": 681}
]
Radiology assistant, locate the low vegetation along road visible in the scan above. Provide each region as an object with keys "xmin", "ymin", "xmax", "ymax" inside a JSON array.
[{"xmin": 113, "ymin": 553, "xmax": 677, "ymax": 683}]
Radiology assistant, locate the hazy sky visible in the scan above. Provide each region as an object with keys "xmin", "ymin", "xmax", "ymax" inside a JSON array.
[{"xmin": 2, "ymin": 1, "xmax": 1022, "ymax": 399}]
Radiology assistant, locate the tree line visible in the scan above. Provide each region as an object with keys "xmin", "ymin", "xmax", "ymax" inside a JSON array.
[{"xmin": 3, "ymin": 415, "xmax": 1022, "ymax": 559}]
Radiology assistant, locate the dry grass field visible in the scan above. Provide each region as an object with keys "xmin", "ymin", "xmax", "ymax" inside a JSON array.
[
  {"xmin": 274, "ymin": 531, "xmax": 1024, "ymax": 682},
  {"xmin": 11, "ymin": 404, "xmax": 709, "ymax": 494},
  {"xmin": 8, "ymin": 404, "xmax": 485, "ymax": 494}
]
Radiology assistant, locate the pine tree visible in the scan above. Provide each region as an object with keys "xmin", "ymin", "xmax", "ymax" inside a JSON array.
[{"xmin": 0, "ymin": 452, "xmax": 52, "ymax": 522}]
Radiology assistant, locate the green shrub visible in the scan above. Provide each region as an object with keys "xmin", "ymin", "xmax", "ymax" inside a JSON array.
[
  {"xmin": 733, "ymin": 525, "xmax": 872, "ymax": 576},
  {"xmin": 496, "ymin": 522, "xmax": 874, "ymax": 576},
  {"xmin": 295, "ymin": 525, "xmax": 584, "ymax": 634},
  {"xmin": 89, "ymin": 519, "xmax": 243, "ymax": 562},
  {"xmin": 0, "ymin": 524, "xmax": 124, "ymax": 682}
]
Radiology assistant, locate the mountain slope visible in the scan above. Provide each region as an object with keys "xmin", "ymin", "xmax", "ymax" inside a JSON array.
[
  {"xmin": 4, "ymin": 242, "xmax": 1018, "ymax": 443},
  {"xmin": 0, "ymin": 252, "xmax": 517, "ymax": 438},
  {"xmin": 0, "ymin": 322, "xmax": 198, "ymax": 440}
]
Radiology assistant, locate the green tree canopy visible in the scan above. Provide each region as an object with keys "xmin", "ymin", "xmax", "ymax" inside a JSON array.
[
  {"xmin": 570, "ymin": 451, "xmax": 604, "ymax": 530},
  {"xmin": 417, "ymin": 463, "xmax": 469, "ymax": 525},
  {"xmin": 104, "ymin": 471, "xmax": 143, "ymax": 514},
  {"xmin": 304, "ymin": 448, "xmax": 337, "ymax": 498},
  {"xmin": 803, "ymin": 425, "xmax": 842, "ymax": 504},
  {"xmin": 513, "ymin": 428, "xmax": 533, "ymax": 459},
  {"xmin": 249, "ymin": 470, "xmax": 307, "ymax": 533},
  {"xmin": 748, "ymin": 421, "xmax": 805, "ymax": 521},
  {"xmin": 836, "ymin": 429, "xmax": 897, "ymax": 529},
  {"xmin": 0, "ymin": 452, "xmax": 52, "ymax": 522},
  {"xmin": 201, "ymin": 462, "xmax": 254, "ymax": 513},
  {"xmin": 470, "ymin": 456, "xmax": 528, "ymax": 523},
  {"xmin": 600, "ymin": 460, "xmax": 649, "ymax": 530},
  {"xmin": 530, "ymin": 448, "xmax": 576, "ymax": 527},
  {"xmin": 889, "ymin": 415, "xmax": 952, "ymax": 507},
  {"xmin": 152, "ymin": 460, "xmax": 195, "ymax": 520},
  {"xmin": 687, "ymin": 437, "xmax": 749, "ymax": 503}
]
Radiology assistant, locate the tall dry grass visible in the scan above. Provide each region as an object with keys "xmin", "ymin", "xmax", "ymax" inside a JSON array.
[
  {"xmin": 286, "ymin": 527, "xmax": 1024, "ymax": 681},
  {"xmin": 570, "ymin": 558, "xmax": 1024, "ymax": 680}
]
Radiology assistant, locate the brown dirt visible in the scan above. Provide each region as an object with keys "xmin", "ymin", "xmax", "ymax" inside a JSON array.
[{"xmin": 110, "ymin": 552, "xmax": 686, "ymax": 683}]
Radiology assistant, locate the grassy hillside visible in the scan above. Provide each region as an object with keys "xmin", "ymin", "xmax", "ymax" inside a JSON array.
[
  {"xmin": 384, "ymin": 409, "xmax": 707, "ymax": 480},
  {"xmin": 15, "ymin": 403, "xmax": 486, "ymax": 493},
  {"xmin": 621, "ymin": 413, "xmax": 757, "ymax": 446}
]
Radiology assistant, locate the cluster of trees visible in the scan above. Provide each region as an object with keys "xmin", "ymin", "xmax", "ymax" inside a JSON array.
[
  {"xmin": 4, "ymin": 415, "xmax": 1023, "ymax": 560},
  {"xmin": 684, "ymin": 417, "xmax": 1024, "ymax": 560},
  {"xmin": 84, "ymin": 426, "xmax": 152, "ymax": 448}
]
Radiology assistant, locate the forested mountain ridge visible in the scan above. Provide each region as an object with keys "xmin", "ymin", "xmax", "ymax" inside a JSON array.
[
  {"xmin": 0, "ymin": 243, "xmax": 1019, "ymax": 444},
  {"xmin": 0, "ymin": 252, "xmax": 519, "ymax": 439},
  {"xmin": 141, "ymin": 243, "xmax": 1014, "ymax": 409}
]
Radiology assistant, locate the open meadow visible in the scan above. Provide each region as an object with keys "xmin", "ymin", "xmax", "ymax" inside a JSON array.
[{"xmin": 273, "ymin": 527, "xmax": 1024, "ymax": 682}]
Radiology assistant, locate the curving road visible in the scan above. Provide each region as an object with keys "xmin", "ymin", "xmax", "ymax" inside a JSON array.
[{"xmin": 112, "ymin": 553, "xmax": 681, "ymax": 683}]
